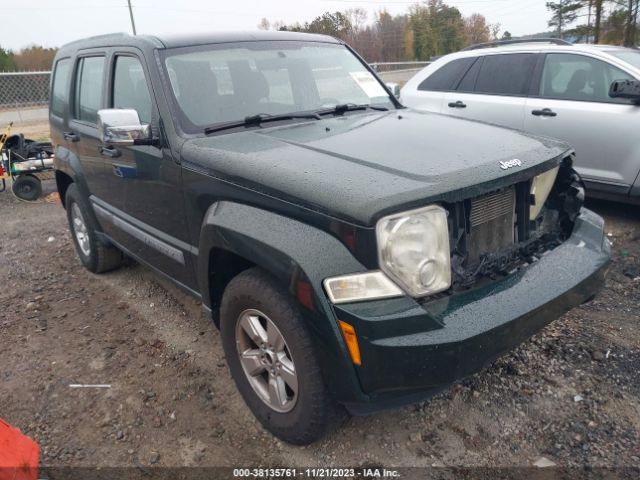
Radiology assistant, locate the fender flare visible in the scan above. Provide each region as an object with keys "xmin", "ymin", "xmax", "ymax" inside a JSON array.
[
  {"xmin": 54, "ymin": 145, "xmax": 92, "ymax": 202},
  {"xmin": 197, "ymin": 201, "xmax": 370, "ymax": 403}
]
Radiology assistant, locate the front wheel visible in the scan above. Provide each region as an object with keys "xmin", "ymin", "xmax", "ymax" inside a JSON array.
[{"xmin": 220, "ymin": 268, "xmax": 337, "ymax": 445}]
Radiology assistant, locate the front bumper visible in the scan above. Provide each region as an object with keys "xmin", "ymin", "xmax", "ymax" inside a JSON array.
[{"xmin": 334, "ymin": 208, "xmax": 610, "ymax": 414}]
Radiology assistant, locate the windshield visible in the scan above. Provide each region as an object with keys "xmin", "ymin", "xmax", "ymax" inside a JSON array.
[
  {"xmin": 162, "ymin": 41, "xmax": 394, "ymax": 134},
  {"xmin": 607, "ymin": 50, "xmax": 640, "ymax": 70}
]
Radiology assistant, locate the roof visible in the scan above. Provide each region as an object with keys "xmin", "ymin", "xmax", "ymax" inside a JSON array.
[
  {"xmin": 57, "ymin": 30, "xmax": 340, "ymax": 53},
  {"xmin": 155, "ymin": 30, "xmax": 340, "ymax": 48},
  {"xmin": 430, "ymin": 42, "xmax": 640, "ymax": 74},
  {"xmin": 451, "ymin": 42, "xmax": 636, "ymax": 56}
]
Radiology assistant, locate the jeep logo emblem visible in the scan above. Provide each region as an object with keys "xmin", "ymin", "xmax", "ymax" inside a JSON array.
[{"xmin": 499, "ymin": 159, "xmax": 522, "ymax": 170}]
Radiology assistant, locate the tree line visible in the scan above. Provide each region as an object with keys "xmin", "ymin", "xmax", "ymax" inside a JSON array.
[
  {"xmin": 259, "ymin": 0, "xmax": 502, "ymax": 63},
  {"xmin": 0, "ymin": 45, "xmax": 58, "ymax": 72},
  {"xmin": 1, "ymin": 1, "xmax": 638, "ymax": 70},
  {"xmin": 547, "ymin": 0, "xmax": 639, "ymax": 45},
  {"xmin": 261, "ymin": 0, "xmax": 638, "ymax": 63}
]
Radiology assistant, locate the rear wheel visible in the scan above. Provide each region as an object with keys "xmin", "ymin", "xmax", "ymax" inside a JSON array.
[
  {"xmin": 220, "ymin": 267, "xmax": 337, "ymax": 445},
  {"xmin": 65, "ymin": 183, "xmax": 123, "ymax": 273},
  {"xmin": 12, "ymin": 174, "xmax": 42, "ymax": 201}
]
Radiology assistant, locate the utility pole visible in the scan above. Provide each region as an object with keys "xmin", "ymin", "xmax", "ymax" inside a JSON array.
[{"xmin": 127, "ymin": 0, "xmax": 137, "ymax": 35}]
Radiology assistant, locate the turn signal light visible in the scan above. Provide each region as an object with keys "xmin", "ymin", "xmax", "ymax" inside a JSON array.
[{"xmin": 338, "ymin": 320, "xmax": 361, "ymax": 366}]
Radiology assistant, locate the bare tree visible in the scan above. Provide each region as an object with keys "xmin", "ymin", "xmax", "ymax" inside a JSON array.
[
  {"xmin": 464, "ymin": 13, "xmax": 491, "ymax": 45},
  {"xmin": 490, "ymin": 23, "xmax": 502, "ymax": 40},
  {"xmin": 257, "ymin": 17, "xmax": 270, "ymax": 30}
]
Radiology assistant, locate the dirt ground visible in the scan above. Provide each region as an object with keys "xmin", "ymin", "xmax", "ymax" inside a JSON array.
[{"xmin": 0, "ymin": 178, "xmax": 639, "ymax": 471}]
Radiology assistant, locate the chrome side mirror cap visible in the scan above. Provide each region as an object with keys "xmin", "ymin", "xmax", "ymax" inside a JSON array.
[
  {"xmin": 97, "ymin": 109, "xmax": 151, "ymax": 145},
  {"xmin": 386, "ymin": 82, "xmax": 401, "ymax": 99}
]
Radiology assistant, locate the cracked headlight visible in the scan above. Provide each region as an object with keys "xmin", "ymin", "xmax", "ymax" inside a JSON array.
[
  {"xmin": 530, "ymin": 166, "xmax": 559, "ymax": 220},
  {"xmin": 376, "ymin": 205, "xmax": 451, "ymax": 297}
]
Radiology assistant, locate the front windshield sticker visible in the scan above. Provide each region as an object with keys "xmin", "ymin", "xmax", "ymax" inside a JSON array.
[{"xmin": 349, "ymin": 71, "xmax": 387, "ymax": 98}]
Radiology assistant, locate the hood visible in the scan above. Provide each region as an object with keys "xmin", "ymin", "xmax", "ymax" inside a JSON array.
[{"xmin": 182, "ymin": 109, "xmax": 571, "ymax": 226}]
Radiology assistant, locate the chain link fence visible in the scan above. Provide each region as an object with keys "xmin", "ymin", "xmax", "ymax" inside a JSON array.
[{"xmin": 0, "ymin": 71, "xmax": 51, "ymax": 129}]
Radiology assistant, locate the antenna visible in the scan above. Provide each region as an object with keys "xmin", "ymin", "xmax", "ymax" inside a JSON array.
[{"xmin": 127, "ymin": 0, "xmax": 137, "ymax": 35}]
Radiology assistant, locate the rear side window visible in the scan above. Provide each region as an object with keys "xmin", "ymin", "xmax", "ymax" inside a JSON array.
[
  {"xmin": 51, "ymin": 58, "xmax": 71, "ymax": 117},
  {"xmin": 74, "ymin": 56, "xmax": 105, "ymax": 123},
  {"xmin": 474, "ymin": 54, "xmax": 537, "ymax": 96},
  {"xmin": 113, "ymin": 56, "xmax": 152, "ymax": 124},
  {"xmin": 418, "ymin": 57, "xmax": 475, "ymax": 92},
  {"xmin": 457, "ymin": 57, "xmax": 482, "ymax": 92}
]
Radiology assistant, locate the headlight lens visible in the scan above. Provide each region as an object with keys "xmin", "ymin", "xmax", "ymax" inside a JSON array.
[
  {"xmin": 530, "ymin": 166, "xmax": 559, "ymax": 220},
  {"xmin": 376, "ymin": 205, "xmax": 451, "ymax": 297},
  {"xmin": 323, "ymin": 271, "xmax": 403, "ymax": 304}
]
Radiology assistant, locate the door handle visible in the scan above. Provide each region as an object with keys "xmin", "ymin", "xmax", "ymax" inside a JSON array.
[
  {"xmin": 63, "ymin": 131, "xmax": 79, "ymax": 142},
  {"xmin": 448, "ymin": 100, "xmax": 467, "ymax": 108},
  {"xmin": 531, "ymin": 108, "xmax": 557, "ymax": 117},
  {"xmin": 99, "ymin": 146, "xmax": 121, "ymax": 158}
]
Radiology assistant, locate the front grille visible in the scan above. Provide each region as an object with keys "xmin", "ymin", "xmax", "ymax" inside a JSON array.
[
  {"xmin": 468, "ymin": 187, "xmax": 515, "ymax": 263},
  {"xmin": 444, "ymin": 157, "xmax": 583, "ymax": 294},
  {"xmin": 469, "ymin": 188, "xmax": 515, "ymax": 227}
]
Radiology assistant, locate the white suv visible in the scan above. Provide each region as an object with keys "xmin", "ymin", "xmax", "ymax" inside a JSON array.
[{"xmin": 401, "ymin": 39, "xmax": 640, "ymax": 204}]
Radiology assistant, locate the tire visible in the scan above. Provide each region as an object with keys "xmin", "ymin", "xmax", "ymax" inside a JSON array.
[
  {"xmin": 65, "ymin": 183, "xmax": 123, "ymax": 273},
  {"xmin": 220, "ymin": 267, "xmax": 336, "ymax": 445},
  {"xmin": 12, "ymin": 174, "xmax": 42, "ymax": 201}
]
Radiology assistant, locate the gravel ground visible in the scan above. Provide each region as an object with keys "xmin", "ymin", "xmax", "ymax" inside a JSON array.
[{"xmin": 0, "ymin": 179, "xmax": 638, "ymax": 472}]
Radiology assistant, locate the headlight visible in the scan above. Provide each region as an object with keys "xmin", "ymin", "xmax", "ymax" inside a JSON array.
[
  {"xmin": 323, "ymin": 271, "xmax": 403, "ymax": 304},
  {"xmin": 376, "ymin": 204, "xmax": 451, "ymax": 297},
  {"xmin": 530, "ymin": 166, "xmax": 559, "ymax": 220}
]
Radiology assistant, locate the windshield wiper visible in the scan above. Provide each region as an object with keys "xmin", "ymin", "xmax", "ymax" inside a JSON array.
[
  {"xmin": 204, "ymin": 112, "xmax": 321, "ymax": 135},
  {"xmin": 316, "ymin": 103, "xmax": 389, "ymax": 116}
]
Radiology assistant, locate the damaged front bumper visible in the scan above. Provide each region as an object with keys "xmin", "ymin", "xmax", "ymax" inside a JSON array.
[{"xmin": 334, "ymin": 208, "xmax": 610, "ymax": 414}]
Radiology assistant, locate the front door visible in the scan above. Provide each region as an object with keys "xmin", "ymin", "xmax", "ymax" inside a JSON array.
[
  {"xmin": 103, "ymin": 51, "xmax": 195, "ymax": 289},
  {"xmin": 525, "ymin": 52, "xmax": 640, "ymax": 194}
]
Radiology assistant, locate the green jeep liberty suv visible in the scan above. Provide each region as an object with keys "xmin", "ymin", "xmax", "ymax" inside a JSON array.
[{"xmin": 50, "ymin": 31, "xmax": 610, "ymax": 444}]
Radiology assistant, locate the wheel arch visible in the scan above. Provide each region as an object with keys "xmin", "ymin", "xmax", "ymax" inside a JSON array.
[
  {"xmin": 197, "ymin": 201, "xmax": 369, "ymax": 403},
  {"xmin": 53, "ymin": 144, "xmax": 91, "ymax": 208},
  {"xmin": 55, "ymin": 170, "xmax": 74, "ymax": 207}
]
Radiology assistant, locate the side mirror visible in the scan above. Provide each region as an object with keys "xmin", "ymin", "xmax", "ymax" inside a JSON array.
[
  {"xmin": 97, "ymin": 109, "xmax": 152, "ymax": 145},
  {"xmin": 386, "ymin": 82, "xmax": 401, "ymax": 99},
  {"xmin": 609, "ymin": 79, "xmax": 640, "ymax": 102}
]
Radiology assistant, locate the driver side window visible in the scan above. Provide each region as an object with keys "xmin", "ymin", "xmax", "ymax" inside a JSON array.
[
  {"xmin": 112, "ymin": 56, "xmax": 153, "ymax": 123},
  {"xmin": 539, "ymin": 53, "xmax": 634, "ymax": 104}
]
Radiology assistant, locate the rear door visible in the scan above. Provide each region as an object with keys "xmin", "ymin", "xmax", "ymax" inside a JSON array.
[
  {"xmin": 402, "ymin": 57, "xmax": 477, "ymax": 113},
  {"xmin": 68, "ymin": 52, "xmax": 120, "ymax": 212},
  {"xmin": 524, "ymin": 52, "xmax": 640, "ymax": 194},
  {"xmin": 441, "ymin": 52, "xmax": 539, "ymax": 130}
]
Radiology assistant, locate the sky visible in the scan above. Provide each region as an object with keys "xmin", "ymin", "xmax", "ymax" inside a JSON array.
[{"xmin": 1, "ymin": 0, "xmax": 553, "ymax": 51}]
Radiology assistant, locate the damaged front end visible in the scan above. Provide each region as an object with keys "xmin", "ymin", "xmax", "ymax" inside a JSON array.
[{"xmin": 445, "ymin": 156, "xmax": 585, "ymax": 293}]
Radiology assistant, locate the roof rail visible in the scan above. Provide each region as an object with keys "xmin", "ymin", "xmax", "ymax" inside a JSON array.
[{"xmin": 461, "ymin": 38, "xmax": 572, "ymax": 51}]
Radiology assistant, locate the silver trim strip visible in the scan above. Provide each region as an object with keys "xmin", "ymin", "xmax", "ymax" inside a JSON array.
[
  {"xmin": 89, "ymin": 195, "xmax": 198, "ymax": 256},
  {"xmin": 92, "ymin": 202, "xmax": 186, "ymax": 265}
]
